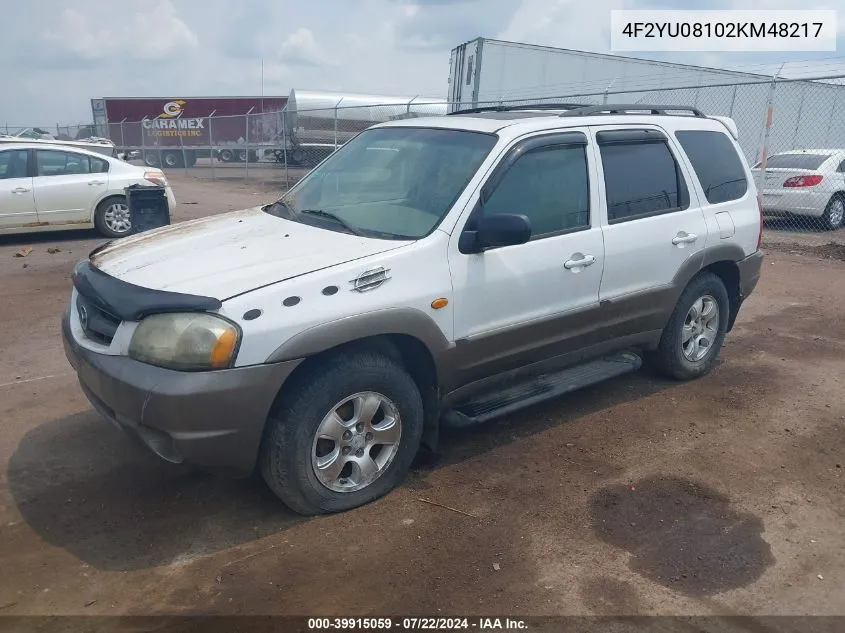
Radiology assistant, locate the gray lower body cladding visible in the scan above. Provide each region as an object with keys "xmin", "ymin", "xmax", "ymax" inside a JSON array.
[{"xmin": 61, "ymin": 309, "xmax": 301, "ymax": 477}]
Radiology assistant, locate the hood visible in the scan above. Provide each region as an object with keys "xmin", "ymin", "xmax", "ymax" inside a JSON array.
[{"xmin": 90, "ymin": 206, "xmax": 411, "ymax": 298}]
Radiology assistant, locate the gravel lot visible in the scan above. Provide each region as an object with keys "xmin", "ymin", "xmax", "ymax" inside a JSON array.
[{"xmin": 0, "ymin": 173, "xmax": 843, "ymax": 618}]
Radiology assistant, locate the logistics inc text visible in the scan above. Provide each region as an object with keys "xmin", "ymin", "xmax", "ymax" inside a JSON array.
[
  {"xmin": 621, "ymin": 22, "xmax": 825, "ymax": 39},
  {"xmin": 307, "ymin": 617, "xmax": 528, "ymax": 630}
]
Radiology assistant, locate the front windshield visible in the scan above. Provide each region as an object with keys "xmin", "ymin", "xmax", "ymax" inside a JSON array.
[{"xmin": 270, "ymin": 127, "xmax": 498, "ymax": 239}]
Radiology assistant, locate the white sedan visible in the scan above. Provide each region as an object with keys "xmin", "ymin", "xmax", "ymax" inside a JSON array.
[
  {"xmin": 0, "ymin": 142, "xmax": 176, "ymax": 238},
  {"xmin": 752, "ymin": 149, "xmax": 845, "ymax": 230}
]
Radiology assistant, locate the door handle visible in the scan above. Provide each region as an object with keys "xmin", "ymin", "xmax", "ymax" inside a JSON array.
[
  {"xmin": 564, "ymin": 253, "xmax": 596, "ymax": 271},
  {"xmin": 88, "ymin": 180, "xmax": 106, "ymax": 186},
  {"xmin": 11, "ymin": 187, "xmax": 30, "ymax": 194},
  {"xmin": 672, "ymin": 231, "xmax": 698, "ymax": 246}
]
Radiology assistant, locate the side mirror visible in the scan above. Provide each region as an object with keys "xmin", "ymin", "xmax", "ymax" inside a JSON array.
[{"xmin": 459, "ymin": 213, "xmax": 532, "ymax": 254}]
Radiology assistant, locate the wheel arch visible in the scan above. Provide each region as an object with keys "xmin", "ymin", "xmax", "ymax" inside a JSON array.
[
  {"xmin": 671, "ymin": 243, "xmax": 745, "ymax": 333},
  {"xmin": 702, "ymin": 260, "xmax": 741, "ymax": 332},
  {"xmin": 92, "ymin": 193, "xmax": 127, "ymax": 223},
  {"xmin": 265, "ymin": 309, "xmax": 451, "ymax": 453}
]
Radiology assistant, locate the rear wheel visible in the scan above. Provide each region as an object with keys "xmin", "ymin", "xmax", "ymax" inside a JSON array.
[
  {"xmin": 143, "ymin": 152, "xmax": 160, "ymax": 167},
  {"xmin": 650, "ymin": 272, "xmax": 729, "ymax": 381},
  {"xmin": 218, "ymin": 149, "xmax": 235, "ymax": 163},
  {"xmin": 259, "ymin": 351, "xmax": 423, "ymax": 516},
  {"xmin": 94, "ymin": 196, "xmax": 132, "ymax": 238},
  {"xmin": 821, "ymin": 195, "xmax": 845, "ymax": 230}
]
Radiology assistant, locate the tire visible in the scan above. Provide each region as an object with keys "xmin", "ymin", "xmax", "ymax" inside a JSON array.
[
  {"xmin": 821, "ymin": 195, "xmax": 845, "ymax": 231},
  {"xmin": 650, "ymin": 271, "xmax": 730, "ymax": 381},
  {"xmin": 161, "ymin": 151, "xmax": 184, "ymax": 169},
  {"xmin": 143, "ymin": 152, "xmax": 160, "ymax": 167},
  {"xmin": 237, "ymin": 150, "xmax": 248, "ymax": 163},
  {"xmin": 94, "ymin": 196, "xmax": 132, "ymax": 238},
  {"xmin": 218, "ymin": 149, "xmax": 235, "ymax": 163},
  {"xmin": 259, "ymin": 351, "xmax": 424, "ymax": 516}
]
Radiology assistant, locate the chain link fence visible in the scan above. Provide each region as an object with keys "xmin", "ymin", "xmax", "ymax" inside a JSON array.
[{"xmin": 8, "ymin": 73, "xmax": 845, "ymax": 249}]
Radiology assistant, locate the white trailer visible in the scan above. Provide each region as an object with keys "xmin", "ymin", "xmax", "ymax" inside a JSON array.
[
  {"xmin": 447, "ymin": 38, "xmax": 845, "ymax": 163},
  {"xmin": 280, "ymin": 89, "xmax": 448, "ymax": 166}
]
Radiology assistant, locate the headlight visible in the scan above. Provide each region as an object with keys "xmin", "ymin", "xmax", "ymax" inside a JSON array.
[{"xmin": 128, "ymin": 313, "xmax": 240, "ymax": 371}]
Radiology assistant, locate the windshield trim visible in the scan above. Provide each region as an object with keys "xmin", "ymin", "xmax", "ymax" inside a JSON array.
[{"xmin": 273, "ymin": 125, "xmax": 500, "ymax": 241}]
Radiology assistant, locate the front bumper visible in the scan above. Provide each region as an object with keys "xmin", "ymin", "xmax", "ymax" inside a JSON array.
[{"xmin": 62, "ymin": 309, "xmax": 301, "ymax": 477}]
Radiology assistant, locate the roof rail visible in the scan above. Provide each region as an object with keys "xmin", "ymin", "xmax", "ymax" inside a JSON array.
[
  {"xmin": 559, "ymin": 104, "xmax": 707, "ymax": 118},
  {"xmin": 449, "ymin": 103, "xmax": 589, "ymax": 115}
]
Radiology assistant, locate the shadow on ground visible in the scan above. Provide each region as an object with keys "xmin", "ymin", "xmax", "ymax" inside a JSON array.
[
  {"xmin": 0, "ymin": 229, "xmax": 102, "ymax": 248},
  {"xmin": 7, "ymin": 370, "xmax": 678, "ymax": 572}
]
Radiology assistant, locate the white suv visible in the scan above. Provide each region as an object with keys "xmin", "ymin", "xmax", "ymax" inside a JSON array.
[{"xmin": 62, "ymin": 104, "xmax": 764, "ymax": 515}]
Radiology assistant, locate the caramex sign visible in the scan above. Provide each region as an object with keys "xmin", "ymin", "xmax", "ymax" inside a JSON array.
[{"xmin": 142, "ymin": 100, "xmax": 206, "ymax": 137}]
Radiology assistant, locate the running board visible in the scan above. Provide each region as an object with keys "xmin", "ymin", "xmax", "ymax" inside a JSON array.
[{"xmin": 443, "ymin": 352, "xmax": 642, "ymax": 427}]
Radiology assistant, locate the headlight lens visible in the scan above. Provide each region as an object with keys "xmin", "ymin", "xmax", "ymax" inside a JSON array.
[{"xmin": 128, "ymin": 313, "xmax": 240, "ymax": 371}]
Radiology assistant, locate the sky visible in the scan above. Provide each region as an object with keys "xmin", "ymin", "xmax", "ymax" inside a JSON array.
[{"xmin": 3, "ymin": 0, "xmax": 845, "ymax": 127}]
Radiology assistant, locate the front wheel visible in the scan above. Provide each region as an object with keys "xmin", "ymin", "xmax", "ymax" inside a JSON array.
[
  {"xmin": 259, "ymin": 352, "xmax": 423, "ymax": 515},
  {"xmin": 650, "ymin": 272, "xmax": 729, "ymax": 381}
]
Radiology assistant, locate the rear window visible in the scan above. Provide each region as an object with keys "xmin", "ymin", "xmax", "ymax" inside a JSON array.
[
  {"xmin": 675, "ymin": 130, "xmax": 748, "ymax": 204},
  {"xmin": 763, "ymin": 153, "xmax": 829, "ymax": 170}
]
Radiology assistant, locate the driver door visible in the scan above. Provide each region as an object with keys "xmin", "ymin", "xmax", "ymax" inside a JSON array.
[{"xmin": 447, "ymin": 130, "xmax": 605, "ymax": 386}]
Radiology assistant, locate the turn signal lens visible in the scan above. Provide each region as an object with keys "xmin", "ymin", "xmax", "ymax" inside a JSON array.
[
  {"xmin": 210, "ymin": 328, "xmax": 239, "ymax": 369},
  {"xmin": 431, "ymin": 298, "xmax": 449, "ymax": 310}
]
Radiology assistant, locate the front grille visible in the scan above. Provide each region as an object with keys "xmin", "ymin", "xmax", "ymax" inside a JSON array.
[{"xmin": 76, "ymin": 295, "xmax": 121, "ymax": 345}]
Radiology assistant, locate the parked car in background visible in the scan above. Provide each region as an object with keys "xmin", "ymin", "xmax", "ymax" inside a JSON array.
[
  {"xmin": 0, "ymin": 142, "xmax": 175, "ymax": 238},
  {"xmin": 752, "ymin": 149, "xmax": 845, "ymax": 230}
]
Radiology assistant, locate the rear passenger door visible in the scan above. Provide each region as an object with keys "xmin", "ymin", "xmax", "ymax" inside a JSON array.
[
  {"xmin": 33, "ymin": 150, "xmax": 109, "ymax": 225},
  {"xmin": 592, "ymin": 126, "xmax": 708, "ymax": 329}
]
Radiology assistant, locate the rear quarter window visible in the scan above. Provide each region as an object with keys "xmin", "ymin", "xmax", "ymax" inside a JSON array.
[{"xmin": 675, "ymin": 130, "xmax": 748, "ymax": 204}]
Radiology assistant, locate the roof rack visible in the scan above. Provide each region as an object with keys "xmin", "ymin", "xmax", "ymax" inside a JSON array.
[
  {"xmin": 448, "ymin": 103, "xmax": 589, "ymax": 115},
  {"xmin": 559, "ymin": 104, "xmax": 707, "ymax": 118}
]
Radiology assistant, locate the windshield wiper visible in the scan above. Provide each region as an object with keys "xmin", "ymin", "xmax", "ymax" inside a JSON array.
[{"xmin": 299, "ymin": 209, "xmax": 364, "ymax": 236}]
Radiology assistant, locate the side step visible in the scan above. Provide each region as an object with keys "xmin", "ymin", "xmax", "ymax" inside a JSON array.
[{"xmin": 443, "ymin": 352, "xmax": 642, "ymax": 427}]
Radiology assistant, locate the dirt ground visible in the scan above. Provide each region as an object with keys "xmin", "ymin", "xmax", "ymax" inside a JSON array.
[{"xmin": 0, "ymin": 173, "xmax": 843, "ymax": 619}]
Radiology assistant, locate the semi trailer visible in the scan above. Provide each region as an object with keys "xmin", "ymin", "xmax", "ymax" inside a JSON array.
[
  {"xmin": 90, "ymin": 96, "xmax": 288, "ymax": 167},
  {"xmin": 90, "ymin": 91, "xmax": 448, "ymax": 169}
]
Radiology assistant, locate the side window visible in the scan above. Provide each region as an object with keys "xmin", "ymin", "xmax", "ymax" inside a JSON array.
[
  {"xmin": 481, "ymin": 144, "xmax": 590, "ymax": 237},
  {"xmin": 0, "ymin": 150, "xmax": 29, "ymax": 180},
  {"xmin": 838, "ymin": 160, "xmax": 845, "ymax": 173},
  {"xmin": 675, "ymin": 130, "xmax": 748, "ymax": 204},
  {"xmin": 36, "ymin": 150, "xmax": 92, "ymax": 177},
  {"xmin": 599, "ymin": 133, "xmax": 689, "ymax": 223},
  {"xmin": 90, "ymin": 156, "xmax": 109, "ymax": 173}
]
